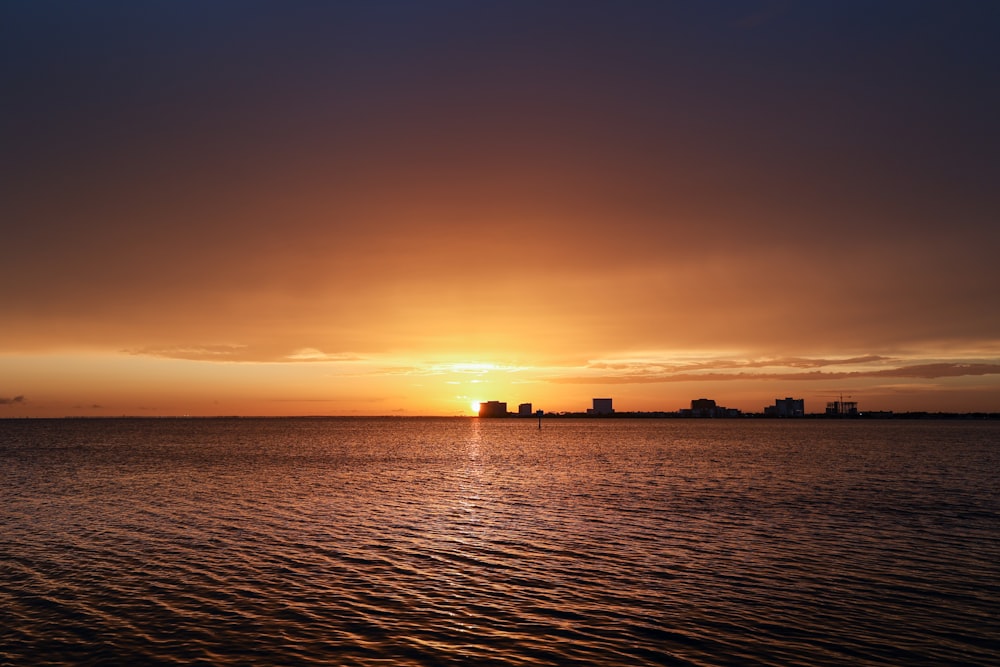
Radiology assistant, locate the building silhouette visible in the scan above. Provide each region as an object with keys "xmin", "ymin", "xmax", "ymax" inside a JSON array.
[
  {"xmin": 826, "ymin": 400, "xmax": 858, "ymax": 416},
  {"xmin": 478, "ymin": 401, "xmax": 507, "ymax": 417},
  {"xmin": 588, "ymin": 398, "xmax": 614, "ymax": 415},
  {"xmin": 683, "ymin": 398, "xmax": 741, "ymax": 418},
  {"xmin": 765, "ymin": 397, "xmax": 805, "ymax": 417},
  {"xmin": 518, "ymin": 403, "xmax": 533, "ymax": 416},
  {"xmin": 691, "ymin": 398, "xmax": 716, "ymax": 413}
]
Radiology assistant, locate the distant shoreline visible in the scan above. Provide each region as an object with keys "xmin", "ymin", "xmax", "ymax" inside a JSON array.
[{"xmin": 2, "ymin": 412, "xmax": 999, "ymax": 421}]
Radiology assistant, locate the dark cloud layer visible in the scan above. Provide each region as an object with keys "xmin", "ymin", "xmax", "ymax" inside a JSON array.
[
  {"xmin": 552, "ymin": 362, "xmax": 1000, "ymax": 385},
  {"xmin": 1, "ymin": 2, "xmax": 998, "ymax": 413}
]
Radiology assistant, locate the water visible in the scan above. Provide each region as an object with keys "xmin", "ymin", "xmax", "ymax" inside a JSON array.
[{"xmin": 2, "ymin": 418, "xmax": 998, "ymax": 666}]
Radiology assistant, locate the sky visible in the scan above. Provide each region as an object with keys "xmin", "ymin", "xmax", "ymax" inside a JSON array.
[{"xmin": 2, "ymin": 1, "xmax": 999, "ymax": 416}]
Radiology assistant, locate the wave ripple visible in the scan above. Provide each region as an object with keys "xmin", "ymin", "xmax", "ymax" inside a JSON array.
[{"xmin": 2, "ymin": 418, "xmax": 998, "ymax": 666}]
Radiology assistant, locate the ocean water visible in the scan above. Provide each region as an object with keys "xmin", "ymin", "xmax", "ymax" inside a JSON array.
[{"xmin": 1, "ymin": 417, "xmax": 998, "ymax": 666}]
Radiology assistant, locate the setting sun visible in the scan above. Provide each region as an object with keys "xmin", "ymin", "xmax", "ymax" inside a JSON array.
[{"xmin": 469, "ymin": 401, "xmax": 480, "ymax": 415}]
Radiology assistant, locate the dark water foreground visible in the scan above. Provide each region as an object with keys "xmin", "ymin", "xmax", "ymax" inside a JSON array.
[{"xmin": 2, "ymin": 418, "xmax": 998, "ymax": 666}]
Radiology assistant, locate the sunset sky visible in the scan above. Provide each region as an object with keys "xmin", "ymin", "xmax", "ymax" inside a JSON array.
[{"xmin": 3, "ymin": 1, "xmax": 999, "ymax": 416}]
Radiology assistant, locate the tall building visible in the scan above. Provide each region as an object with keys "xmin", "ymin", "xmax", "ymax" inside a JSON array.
[
  {"xmin": 478, "ymin": 401, "xmax": 508, "ymax": 417},
  {"xmin": 691, "ymin": 398, "xmax": 716, "ymax": 412},
  {"xmin": 685, "ymin": 398, "xmax": 740, "ymax": 417},
  {"xmin": 588, "ymin": 398, "xmax": 614, "ymax": 415},
  {"xmin": 518, "ymin": 403, "xmax": 533, "ymax": 416},
  {"xmin": 765, "ymin": 397, "xmax": 804, "ymax": 417}
]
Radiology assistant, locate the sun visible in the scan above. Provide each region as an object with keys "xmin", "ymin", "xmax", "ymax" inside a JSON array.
[{"xmin": 470, "ymin": 401, "xmax": 480, "ymax": 414}]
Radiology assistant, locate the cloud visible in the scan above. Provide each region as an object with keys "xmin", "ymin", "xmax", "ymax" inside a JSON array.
[
  {"xmin": 128, "ymin": 344, "xmax": 250, "ymax": 361},
  {"xmin": 370, "ymin": 362, "xmax": 527, "ymax": 377},
  {"xmin": 872, "ymin": 363, "xmax": 1000, "ymax": 379},
  {"xmin": 586, "ymin": 355, "xmax": 893, "ymax": 374},
  {"xmin": 0, "ymin": 395, "xmax": 25, "ymax": 405},
  {"xmin": 551, "ymin": 361, "xmax": 1000, "ymax": 385},
  {"xmin": 283, "ymin": 349, "xmax": 363, "ymax": 362},
  {"xmin": 127, "ymin": 344, "xmax": 362, "ymax": 363}
]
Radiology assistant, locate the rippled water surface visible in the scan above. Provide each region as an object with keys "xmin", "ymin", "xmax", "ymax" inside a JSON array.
[{"xmin": 2, "ymin": 418, "xmax": 998, "ymax": 666}]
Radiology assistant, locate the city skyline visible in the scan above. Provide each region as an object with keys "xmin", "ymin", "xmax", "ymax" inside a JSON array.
[
  {"xmin": 2, "ymin": 2, "xmax": 999, "ymax": 417},
  {"xmin": 469, "ymin": 394, "xmax": 996, "ymax": 418}
]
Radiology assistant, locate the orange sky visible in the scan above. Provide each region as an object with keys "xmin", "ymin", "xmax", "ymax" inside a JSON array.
[{"xmin": 2, "ymin": 2, "xmax": 999, "ymax": 416}]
